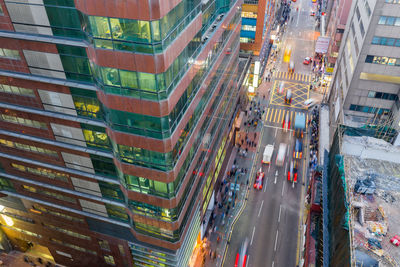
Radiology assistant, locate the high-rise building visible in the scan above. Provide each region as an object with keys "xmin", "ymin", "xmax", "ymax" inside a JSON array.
[
  {"xmin": 327, "ymin": 0, "xmax": 400, "ymax": 140},
  {"xmin": 325, "ymin": 0, "xmax": 352, "ymax": 74},
  {"xmin": 0, "ymin": 0, "xmax": 242, "ymax": 266}
]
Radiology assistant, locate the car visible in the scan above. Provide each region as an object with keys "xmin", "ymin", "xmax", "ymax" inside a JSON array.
[
  {"xmin": 310, "ymin": 11, "xmax": 316, "ymax": 16},
  {"xmin": 293, "ymin": 161, "xmax": 298, "ymax": 183},
  {"xmin": 285, "ymin": 89, "xmax": 292, "ymax": 104},
  {"xmin": 303, "ymin": 56, "xmax": 312, "ymax": 65},
  {"xmin": 277, "ymin": 82, "xmax": 285, "ymax": 95},
  {"xmin": 293, "ymin": 138, "xmax": 303, "ymax": 159},
  {"xmin": 391, "ymin": 235, "xmax": 400, "ymax": 247},
  {"xmin": 288, "ymin": 61, "xmax": 295, "ymax": 73},
  {"xmin": 253, "ymin": 168, "xmax": 265, "ymax": 190},
  {"xmin": 283, "ymin": 112, "xmax": 291, "ymax": 132},
  {"xmin": 288, "ymin": 161, "xmax": 299, "ymax": 183},
  {"xmin": 303, "ymin": 98, "xmax": 317, "ymax": 108},
  {"xmin": 235, "ymin": 239, "xmax": 249, "ymax": 267}
]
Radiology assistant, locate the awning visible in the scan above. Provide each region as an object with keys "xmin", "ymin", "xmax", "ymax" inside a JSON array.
[{"xmin": 235, "ymin": 111, "xmax": 245, "ymax": 128}]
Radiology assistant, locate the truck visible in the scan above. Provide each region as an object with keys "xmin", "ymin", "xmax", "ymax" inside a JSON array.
[
  {"xmin": 275, "ymin": 143, "xmax": 287, "ymax": 167},
  {"xmin": 294, "ymin": 113, "xmax": 306, "ymax": 138},
  {"xmin": 262, "ymin": 144, "xmax": 274, "ymax": 164}
]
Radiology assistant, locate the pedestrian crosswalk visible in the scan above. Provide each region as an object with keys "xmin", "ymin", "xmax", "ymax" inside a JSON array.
[
  {"xmin": 273, "ymin": 72, "xmax": 312, "ymax": 82},
  {"xmin": 265, "ymin": 108, "xmax": 308, "ymax": 128}
]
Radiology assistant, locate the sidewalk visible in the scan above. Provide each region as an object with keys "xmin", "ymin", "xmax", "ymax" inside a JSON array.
[{"xmin": 196, "ymin": 77, "xmax": 273, "ymax": 267}]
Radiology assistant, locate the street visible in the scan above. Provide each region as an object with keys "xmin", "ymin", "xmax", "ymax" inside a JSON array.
[{"xmin": 222, "ymin": 0, "xmax": 316, "ymax": 265}]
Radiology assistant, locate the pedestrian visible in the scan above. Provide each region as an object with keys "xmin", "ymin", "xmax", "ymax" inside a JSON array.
[{"xmin": 254, "ymin": 132, "xmax": 257, "ymax": 139}]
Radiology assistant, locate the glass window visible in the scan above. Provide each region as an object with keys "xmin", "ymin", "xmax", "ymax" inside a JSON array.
[
  {"xmin": 105, "ymin": 204, "xmax": 129, "ymax": 222},
  {"xmin": 395, "ymin": 18, "xmax": 400, "ymax": 26},
  {"xmin": 368, "ymin": 91, "xmax": 376, "ymax": 98},
  {"xmin": 138, "ymin": 72, "xmax": 157, "ymax": 92},
  {"xmin": 120, "ymin": 70, "xmax": 138, "ymax": 89},
  {"xmin": 364, "ymin": 1, "xmax": 371, "ymax": 16},
  {"xmin": 395, "ymin": 40, "xmax": 400, "ymax": 47},
  {"xmin": 0, "ymin": 84, "xmax": 35, "ymax": 97},
  {"xmin": 372, "ymin": 37, "xmax": 380, "ymax": 44},
  {"xmin": 380, "ymin": 37, "xmax": 388, "ymax": 45},
  {"xmin": 355, "ymin": 6, "xmax": 361, "ymax": 21},
  {"xmin": 387, "ymin": 17, "xmax": 396, "ymax": 25},
  {"xmin": 89, "ymin": 16, "xmax": 111, "ymax": 38},
  {"xmin": 365, "ymin": 55, "xmax": 374, "ymax": 63},
  {"xmin": 0, "ymin": 48, "xmax": 20, "ymax": 60},
  {"xmin": 98, "ymin": 239, "xmax": 110, "ymax": 251},
  {"xmin": 359, "ymin": 21, "xmax": 365, "ymax": 37},
  {"xmin": 104, "ymin": 255, "xmax": 115, "ymax": 266},
  {"xmin": 0, "ymin": 5, "xmax": 3, "ymax": 16},
  {"xmin": 102, "ymin": 68, "xmax": 120, "ymax": 86},
  {"xmin": 378, "ymin": 16, "xmax": 387, "ymax": 24}
]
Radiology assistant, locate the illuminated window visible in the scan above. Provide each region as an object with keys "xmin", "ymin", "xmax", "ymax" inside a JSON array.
[
  {"xmin": 365, "ymin": 55, "xmax": 400, "ymax": 66},
  {"xmin": 22, "ymin": 185, "xmax": 76, "ymax": 204},
  {"xmin": 104, "ymin": 255, "xmax": 115, "ymax": 266},
  {"xmin": 0, "ymin": 113, "xmax": 47, "ymax": 129},
  {"xmin": 0, "ymin": 48, "xmax": 20, "ymax": 60},
  {"xmin": 3, "ymin": 225, "xmax": 42, "ymax": 238},
  {"xmin": 11, "ymin": 163, "xmax": 68, "ymax": 182},
  {"xmin": 50, "ymin": 238, "xmax": 96, "ymax": 255},
  {"xmin": 43, "ymin": 223, "xmax": 90, "ymax": 240},
  {"xmin": 0, "ymin": 139, "xmax": 58, "ymax": 157},
  {"xmin": 0, "ymin": 5, "xmax": 3, "ymax": 16},
  {"xmin": 0, "ymin": 84, "xmax": 35, "ymax": 97},
  {"xmin": 98, "ymin": 239, "xmax": 110, "ymax": 251},
  {"xmin": 31, "ymin": 204, "xmax": 84, "ymax": 223},
  {"xmin": 241, "ymin": 25, "xmax": 256, "ymax": 31},
  {"xmin": 241, "ymin": 11, "xmax": 257, "ymax": 18}
]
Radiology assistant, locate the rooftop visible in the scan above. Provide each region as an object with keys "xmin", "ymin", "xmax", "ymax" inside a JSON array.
[{"xmin": 341, "ymin": 135, "xmax": 400, "ymax": 266}]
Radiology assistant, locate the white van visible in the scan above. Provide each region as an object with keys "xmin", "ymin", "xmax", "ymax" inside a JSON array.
[
  {"xmin": 276, "ymin": 143, "xmax": 287, "ymax": 166},
  {"xmin": 262, "ymin": 145, "xmax": 274, "ymax": 164}
]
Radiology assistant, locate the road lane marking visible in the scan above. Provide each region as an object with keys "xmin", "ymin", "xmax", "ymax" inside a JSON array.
[
  {"xmin": 277, "ymin": 109, "xmax": 282, "ymax": 123},
  {"xmin": 269, "ymin": 108, "xmax": 275, "ymax": 122},
  {"xmin": 274, "ymin": 230, "xmax": 279, "ymax": 251},
  {"xmin": 258, "ymin": 200, "xmax": 264, "ymax": 217},
  {"xmin": 275, "ymin": 128, "xmax": 277, "ymax": 137},
  {"xmin": 273, "ymin": 109, "xmax": 278, "ymax": 123},
  {"xmin": 281, "ymin": 181, "xmax": 285, "ymax": 196},
  {"xmin": 272, "ymin": 261, "xmax": 275, "ymax": 267},
  {"xmin": 246, "ymin": 255, "xmax": 250, "ymax": 267},
  {"xmin": 266, "ymin": 108, "xmax": 271, "ymax": 122},
  {"xmin": 278, "ymin": 205, "xmax": 282, "ymax": 222},
  {"xmin": 250, "ymin": 226, "xmax": 256, "ymax": 245}
]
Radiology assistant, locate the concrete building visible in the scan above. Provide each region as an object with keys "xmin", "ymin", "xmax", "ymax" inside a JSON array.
[
  {"xmin": 327, "ymin": 127, "xmax": 400, "ymax": 266},
  {"xmin": 0, "ymin": 0, "xmax": 242, "ymax": 266},
  {"xmin": 328, "ymin": 0, "xmax": 400, "ymax": 142},
  {"xmin": 325, "ymin": 0, "xmax": 353, "ymax": 74}
]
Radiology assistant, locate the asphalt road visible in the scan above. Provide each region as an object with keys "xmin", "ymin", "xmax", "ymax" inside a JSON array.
[{"xmin": 223, "ymin": 0, "xmax": 316, "ymax": 266}]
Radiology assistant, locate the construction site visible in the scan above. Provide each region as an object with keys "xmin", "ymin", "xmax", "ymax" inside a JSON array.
[{"xmin": 327, "ymin": 126, "xmax": 400, "ymax": 267}]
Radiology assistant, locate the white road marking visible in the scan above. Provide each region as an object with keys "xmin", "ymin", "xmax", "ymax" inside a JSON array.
[
  {"xmin": 258, "ymin": 200, "xmax": 264, "ymax": 217},
  {"xmin": 278, "ymin": 205, "xmax": 282, "ymax": 222},
  {"xmin": 246, "ymin": 255, "xmax": 250, "ymax": 267},
  {"xmin": 268, "ymin": 164, "xmax": 271, "ymax": 173},
  {"xmin": 292, "ymin": 182, "xmax": 295, "ymax": 188},
  {"xmin": 264, "ymin": 177, "xmax": 268, "ymax": 192},
  {"xmin": 285, "ymin": 164, "xmax": 287, "ymax": 174},
  {"xmin": 274, "ymin": 230, "xmax": 279, "ymax": 251},
  {"xmin": 275, "ymin": 128, "xmax": 278, "ymax": 137},
  {"xmin": 250, "ymin": 226, "xmax": 256, "ymax": 245},
  {"xmin": 272, "ymin": 261, "xmax": 275, "ymax": 267},
  {"xmin": 281, "ymin": 181, "xmax": 285, "ymax": 196}
]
